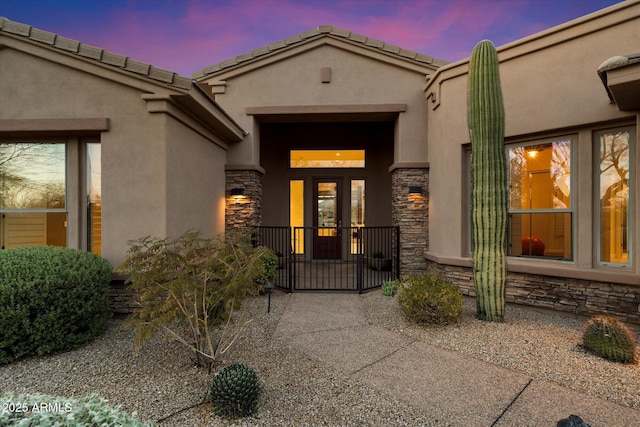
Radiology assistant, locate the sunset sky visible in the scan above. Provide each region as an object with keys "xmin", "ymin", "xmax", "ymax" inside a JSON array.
[{"xmin": 0, "ymin": 0, "xmax": 623, "ymax": 76}]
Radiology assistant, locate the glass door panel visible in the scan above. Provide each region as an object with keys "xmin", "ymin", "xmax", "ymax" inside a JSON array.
[{"xmin": 313, "ymin": 178, "xmax": 341, "ymax": 259}]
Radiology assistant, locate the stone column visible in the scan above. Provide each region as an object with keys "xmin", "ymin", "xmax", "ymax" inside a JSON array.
[
  {"xmin": 391, "ymin": 164, "xmax": 429, "ymax": 275},
  {"xmin": 225, "ymin": 167, "xmax": 263, "ymax": 234}
]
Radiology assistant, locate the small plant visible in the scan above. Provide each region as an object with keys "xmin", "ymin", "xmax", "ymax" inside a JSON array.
[
  {"xmin": 116, "ymin": 231, "xmax": 274, "ymax": 372},
  {"xmin": 397, "ymin": 274, "xmax": 462, "ymax": 325},
  {"xmin": 0, "ymin": 392, "xmax": 154, "ymax": 426},
  {"xmin": 210, "ymin": 363, "xmax": 261, "ymax": 418},
  {"xmin": 257, "ymin": 249, "xmax": 278, "ymax": 286},
  {"xmin": 582, "ymin": 316, "xmax": 638, "ymax": 364},
  {"xmin": 381, "ymin": 280, "xmax": 397, "ymax": 297},
  {"xmin": 0, "ymin": 246, "xmax": 112, "ymax": 365}
]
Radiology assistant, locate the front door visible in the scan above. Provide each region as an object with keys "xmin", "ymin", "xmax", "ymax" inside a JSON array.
[{"xmin": 313, "ymin": 178, "xmax": 342, "ymax": 259}]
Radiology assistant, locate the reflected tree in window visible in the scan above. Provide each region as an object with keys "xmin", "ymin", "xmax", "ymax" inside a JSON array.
[
  {"xmin": 599, "ymin": 130, "xmax": 629, "ymax": 264},
  {"xmin": 0, "ymin": 143, "xmax": 66, "ymax": 209}
]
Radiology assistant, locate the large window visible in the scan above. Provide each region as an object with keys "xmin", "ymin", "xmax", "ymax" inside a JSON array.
[
  {"xmin": 507, "ymin": 138, "xmax": 572, "ymax": 260},
  {"xmin": 0, "ymin": 139, "xmax": 101, "ymax": 253},
  {"xmin": 0, "ymin": 142, "xmax": 67, "ymax": 249},
  {"xmin": 597, "ymin": 128, "xmax": 632, "ymax": 266}
]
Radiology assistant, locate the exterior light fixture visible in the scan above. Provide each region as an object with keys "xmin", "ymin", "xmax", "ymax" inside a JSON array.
[
  {"xmin": 409, "ymin": 186, "xmax": 422, "ymax": 194},
  {"xmin": 230, "ymin": 188, "xmax": 245, "ymax": 196}
]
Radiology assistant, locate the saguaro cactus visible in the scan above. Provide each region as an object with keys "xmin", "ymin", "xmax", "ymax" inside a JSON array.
[{"xmin": 467, "ymin": 40, "xmax": 507, "ymax": 322}]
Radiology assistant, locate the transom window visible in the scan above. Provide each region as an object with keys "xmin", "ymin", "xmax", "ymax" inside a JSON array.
[
  {"xmin": 507, "ymin": 138, "xmax": 573, "ymax": 260},
  {"xmin": 290, "ymin": 150, "xmax": 365, "ymax": 168}
]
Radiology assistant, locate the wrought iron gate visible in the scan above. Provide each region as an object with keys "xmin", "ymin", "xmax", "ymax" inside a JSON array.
[{"xmin": 255, "ymin": 226, "xmax": 399, "ymax": 292}]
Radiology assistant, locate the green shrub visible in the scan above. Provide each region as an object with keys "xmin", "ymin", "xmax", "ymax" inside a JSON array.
[
  {"xmin": 0, "ymin": 392, "xmax": 153, "ymax": 426},
  {"xmin": 257, "ymin": 249, "xmax": 278, "ymax": 287},
  {"xmin": 210, "ymin": 363, "xmax": 261, "ymax": 418},
  {"xmin": 582, "ymin": 316, "xmax": 638, "ymax": 364},
  {"xmin": 397, "ymin": 274, "xmax": 462, "ymax": 325},
  {"xmin": 381, "ymin": 280, "xmax": 397, "ymax": 297},
  {"xmin": 0, "ymin": 246, "xmax": 112, "ymax": 365},
  {"xmin": 116, "ymin": 231, "xmax": 273, "ymax": 371}
]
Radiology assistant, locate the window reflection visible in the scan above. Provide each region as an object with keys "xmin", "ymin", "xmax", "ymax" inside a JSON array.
[
  {"xmin": 599, "ymin": 130, "xmax": 630, "ymax": 265},
  {"xmin": 0, "ymin": 142, "xmax": 67, "ymax": 249},
  {"xmin": 508, "ymin": 140, "xmax": 572, "ymax": 260},
  {"xmin": 0, "ymin": 143, "xmax": 66, "ymax": 209}
]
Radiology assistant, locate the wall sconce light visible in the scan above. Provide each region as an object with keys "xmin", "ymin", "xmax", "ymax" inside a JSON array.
[
  {"xmin": 409, "ymin": 186, "xmax": 423, "ymax": 195},
  {"xmin": 230, "ymin": 188, "xmax": 245, "ymax": 196}
]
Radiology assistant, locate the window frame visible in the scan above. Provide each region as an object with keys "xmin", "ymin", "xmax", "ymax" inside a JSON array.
[
  {"xmin": 505, "ymin": 135, "xmax": 575, "ymax": 261},
  {"xmin": 595, "ymin": 126, "xmax": 634, "ymax": 268}
]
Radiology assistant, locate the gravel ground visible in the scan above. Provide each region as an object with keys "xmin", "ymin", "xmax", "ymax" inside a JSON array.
[{"xmin": 1, "ymin": 290, "xmax": 639, "ymax": 426}]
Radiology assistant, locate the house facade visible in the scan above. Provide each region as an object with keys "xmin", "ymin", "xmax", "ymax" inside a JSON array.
[{"xmin": 0, "ymin": 1, "xmax": 638, "ymax": 322}]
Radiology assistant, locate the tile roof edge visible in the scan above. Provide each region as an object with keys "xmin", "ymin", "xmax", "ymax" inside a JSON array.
[
  {"xmin": 0, "ymin": 17, "xmax": 193, "ymax": 90},
  {"xmin": 195, "ymin": 24, "xmax": 449, "ymax": 78}
]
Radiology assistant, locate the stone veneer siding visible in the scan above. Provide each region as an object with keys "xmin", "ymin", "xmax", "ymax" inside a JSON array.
[
  {"xmin": 391, "ymin": 167, "xmax": 429, "ymax": 275},
  {"xmin": 426, "ymin": 259, "xmax": 640, "ymax": 325},
  {"xmin": 225, "ymin": 169, "xmax": 263, "ymax": 232}
]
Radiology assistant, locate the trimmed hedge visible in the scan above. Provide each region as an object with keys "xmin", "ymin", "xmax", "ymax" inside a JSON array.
[
  {"xmin": 0, "ymin": 246, "xmax": 112, "ymax": 365},
  {"xmin": 0, "ymin": 392, "xmax": 154, "ymax": 426}
]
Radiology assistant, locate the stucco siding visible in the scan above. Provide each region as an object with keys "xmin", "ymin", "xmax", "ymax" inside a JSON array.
[
  {"xmin": 164, "ymin": 115, "xmax": 226, "ymax": 239},
  {"xmin": 202, "ymin": 43, "xmax": 431, "ymax": 166}
]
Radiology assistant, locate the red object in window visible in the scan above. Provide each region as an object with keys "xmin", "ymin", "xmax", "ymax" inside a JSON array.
[{"xmin": 522, "ymin": 236, "xmax": 545, "ymax": 256}]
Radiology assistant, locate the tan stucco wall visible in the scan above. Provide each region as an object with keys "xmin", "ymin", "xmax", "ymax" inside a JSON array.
[
  {"xmin": 199, "ymin": 42, "xmax": 433, "ymax": 166},
  {"xmin": 425, "ymin": 2, "xmax": 639, "ymax": 284},
  {"xmin": 0, "ymin": 43, "xmax": 228, "ymax": 266},
  {"xmin": 164, "ymin": 115, "xmax": 226, "ymax": 239}
]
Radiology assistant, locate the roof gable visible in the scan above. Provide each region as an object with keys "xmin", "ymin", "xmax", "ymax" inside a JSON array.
[
  {"xmin": 0, "ymin": 17, "xmax": 192, "ymax": 90},
  {"xmin": 194, "ymin": 25, "xmax": 448, "ymax": 80}
]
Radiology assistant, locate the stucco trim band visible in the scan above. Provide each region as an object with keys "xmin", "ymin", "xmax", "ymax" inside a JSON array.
[
  {"xmin": 0, "ymin": 118, "xmax": 109, "ymax": 133},
  {"xmin": 388, "ymin": 162, "xmax": 430, "ymax": 172},
  {"xmin": 225, "ymin": 164, "xmax": 266, "ymax": 174},
  {"xmin": 246, "ymin": 104, "xmax": 407, "ymax": 116},
  {"xmin": 425, "ymin": 252, "xmax": 639, "ymax": 287}
]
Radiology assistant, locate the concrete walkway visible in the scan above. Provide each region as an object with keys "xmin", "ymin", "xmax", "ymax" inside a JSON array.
[{"xmin": 273, "ymin": 293, "xmax": 640, "ymax": 426}]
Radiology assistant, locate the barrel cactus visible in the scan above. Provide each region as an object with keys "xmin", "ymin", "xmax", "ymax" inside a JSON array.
[
  {"xmin": 582, "ymin": 316, "xmax": 638, "ymax": 364},
  {"xmin": 210, "ymin": 363, "xmax": 261, "ymax": 418},
  {"xmin": 467, "ymin": 40, "xmax": 508, "ymax": 322}
]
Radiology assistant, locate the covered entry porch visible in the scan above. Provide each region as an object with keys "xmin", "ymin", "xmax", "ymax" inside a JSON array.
[{"xmin": 255, "ymin": 225, "xmax": 399, "ymax": 292}]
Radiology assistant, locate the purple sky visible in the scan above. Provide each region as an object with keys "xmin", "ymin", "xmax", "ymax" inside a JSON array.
[{"xmin": 0, "ymin": 0, "xmax": 623, "ymax": 76}]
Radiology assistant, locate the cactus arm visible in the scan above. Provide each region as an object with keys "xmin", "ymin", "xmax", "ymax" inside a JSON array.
[{"xmin": 467, "ymin": 40, "xmax": 508, "ymax": 322}]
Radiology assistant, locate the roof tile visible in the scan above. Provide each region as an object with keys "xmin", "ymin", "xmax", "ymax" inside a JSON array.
[
  {"xmin": 148, "ymin": 66, "xmax": 175, "ymax": 83},
  {"xmin": 329, "ymin": 27, "xmax": 351, "ymax": 38},
  {"xmin": 172, "ymin": 75, "xmax": 193, "ymax": 89},
  {"xmin": 300, "ymin": 28, "xmax": 321, "ymax": 39},
  {"xmin": 0, "ymin": 17, "xmax": 193, "ymax": 91},
  {"xmin": 250, "ymin": 46, "xmax": 270, "ymax": 57},
  {"xmin": 235, "ymin": 52, "xmax": 254, "ymax": 63},
  {"xmin": 283, "ymin": 34, "xmax": 302, "ymax": 45},
  {"xmin": 3, "ymin": 19, "xmax": 30, "ymax": 36},
  {"xmin": 382, "ymin": 43, "xmax": 401, "ymax": 54},
  {"xmin": 398, "ymin": 48, "xmax": 417, "ymax": 59},
  {"xmin": 195, "ymin": 25, "xmax": 447, "ymax": 78},
  {"xmin": 102, "ymin": 51, "xmax": 127, "ymax": 67},
  {"xmin": 54, "ymin": 35, "xmax": 80, "ymax": 52},
  {"xmin": 77, "ymin": 44, "xmax": 103, "ymax": 60},
  {"xmin": 364, "ymin": 37, "xmax": 384, "ymax": 49},
  {"xmin": 348, "ymin": 32, "xmax": 367, "ymax": 44},
  {"xmin": 30, "ymin": 28, "xmax": 55, "ymax": 45},
  {"xmin": 125, "ymin": 58, "xmax": 151, "ymax": 75}
]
